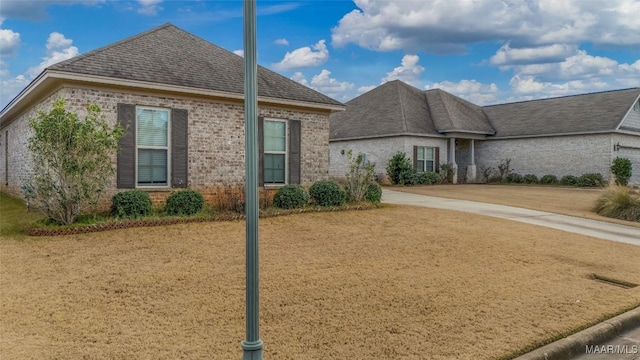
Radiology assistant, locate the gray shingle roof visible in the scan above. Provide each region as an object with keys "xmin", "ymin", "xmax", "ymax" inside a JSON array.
[
  {"xmin": 330, "ymin": 81, "xmax": 640, "ymax": 140},
  {"xmin": 330, "ymin": 80, "xmax": 437, "ymax": 139},
  {"xmin": 48, "ymin": 23, "xmax": 342, "ymax": 107},
  {"xmin": 483, "ymin": 88, "xmax": 640, "ymax": 137},
  {"xmin": 330, "ymin": 80, "xmax": 494, "ymax": 140},
  {"xmin": 425, "ymin": 89, "xmax": 494, "ymax": 134}
]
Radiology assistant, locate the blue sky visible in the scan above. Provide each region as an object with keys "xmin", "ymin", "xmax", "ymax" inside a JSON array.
[{"xmin": 1, "ymin": 0, "xmax": 639, "ymax": 109}]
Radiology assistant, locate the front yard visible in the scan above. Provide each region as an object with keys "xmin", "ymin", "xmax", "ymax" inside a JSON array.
[{"xmin": 1, "ymin": 193, "xmax": 639, "ymax": 359}]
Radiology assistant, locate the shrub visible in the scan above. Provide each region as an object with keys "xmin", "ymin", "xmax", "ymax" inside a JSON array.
[
  {"xmin": 309, "ymin": 181, "xmax": 346, "ymax": 207},
  {"xmin": 560, "ymin": 175, "xmax": 579, "ymax": 186},
  {"xmin": 364, "ymin": 183, "xmax": 382, "ymax": 203},
  {"xmin": 415, "ymin": 171, "xmax": 440, "ymax": 185},
  {"xmin": 497, "ymin": 158, "xmax": 512, "ymax": 182},
  {"xmin": 273, "ymin": 185, "xmax": 309, "ymax": 209},
  {"xmin": 611, "ymin": 157, "xmax": 632, "ymax": 186},
  {"xmin": 540, "ymin": 174, "xmax": 558, "ymax": 185},
  {"xmin": 216, "ymin": 183, "xmax": 245, "ymax": 212},
  {"xmin": 165, "ymin": 189, "xmax": 205, "ymax": 216},
  {"xmin": 481, "ymin": 167, "xmax": 496, "ymax": 183},
  {"xmin": 386, "ymin": 152, "xmax": 413, "ymax": 185},
  {"xmin": 439, "ymin": 164, "xmax": 455, "ymax": 184},
  {"xmin": 506, "ymin": 173, "xmax": 523, "ymax": 183},
  {"xmin": 595, "ymin": 186, "xmax": 640, "ymax": 222},
  {"xmin": 111, "ymin": 190, "xmax": 152, "ymax": 219},
  {"xmin": 578, "ymin": 173, "xmax": 605, "ymax": 187},
  {"xmin": 345, "ymin": 150, "xmax": 376, "ymax": 202},
  {"xmin": 522, "ymin": 174, "xmax": 539, "ymax": 184}
]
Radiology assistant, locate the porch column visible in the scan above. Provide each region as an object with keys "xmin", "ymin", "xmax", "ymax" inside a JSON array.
[
  {"xmin": 466, "ymin": 139, "xmax": 477, "ymax": 183},
  {"xmin": 449, "ymin": 137, "xmax": 458, "ymax": 184}
]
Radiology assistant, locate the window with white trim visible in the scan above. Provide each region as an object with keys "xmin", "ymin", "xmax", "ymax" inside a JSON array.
[
  {"xmin": 416, "ymin": 146, "xmax": 435, "ymax": 172},
  {"xmin": 264, "ymin": 119, "xmax": 287, "ymax": 184},
  {"xmin": 136, "ymin": 107, "xmax": 170, "ymax": 187}
]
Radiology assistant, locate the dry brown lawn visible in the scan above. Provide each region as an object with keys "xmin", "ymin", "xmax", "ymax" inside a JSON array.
[
  {"xmin": 1, "ymin": 206, "xmax": 639, "ymax": 359},
  {"xmin": 392, "ymin": 184, "xmax": 640, "ymax": 227}
]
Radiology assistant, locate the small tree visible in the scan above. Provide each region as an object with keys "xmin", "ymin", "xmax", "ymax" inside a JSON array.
[
  {"xmin": 28, "ymin": 99, "xmax": 124, "ymax": 224},
  {"xmin": 345, "ymin": 150, "xmax": 376, "ymax": 202},
  {"xmin": 611, "ymin": 157, "xmax": 632, "ymax": 186}
]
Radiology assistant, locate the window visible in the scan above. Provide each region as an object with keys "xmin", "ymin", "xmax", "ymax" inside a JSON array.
[
  {"xmin": 117, "ymin": 104, "xmax": 187, "ymax": 189},
  {"xmin": 416, "ymin": 146, "xmax": 436, "ymax": 172},
  {"xmin": 264, "ymin": 120, "xmax": 287, "ymax": 184},
  {"xmin": 136, "ymin": 107, "xmax": 170, "ymax": 186}
]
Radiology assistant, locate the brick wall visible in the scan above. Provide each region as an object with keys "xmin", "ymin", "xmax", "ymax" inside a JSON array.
[
  {"xmin": 475, "ymin": 134, "xmax": 614, "ymax": 180},
  {"xmin": 0, "ymin": 85, "xmax": 331, "ymax": 207}
]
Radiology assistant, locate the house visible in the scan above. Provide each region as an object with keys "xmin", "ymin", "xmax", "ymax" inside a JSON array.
[
  {"xmin": 0, "ymin": 24, "xmax": 344, "ymax": 206},
  {"xmin": 329, "ymin": 80, "xmax": 640, "ymax": 185}
]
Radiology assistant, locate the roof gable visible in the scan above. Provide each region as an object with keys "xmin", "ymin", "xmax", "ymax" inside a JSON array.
[
  {"xmin": 425, "ymin": 89, "xmax": 494, "ymax": 134},
  {"xmin": 47, "ymin": 23, "xmax": 342, "ymax": 107},
  {"xmin": 330, "ymin": 80, "xmax": 437, "ymax": 140}
]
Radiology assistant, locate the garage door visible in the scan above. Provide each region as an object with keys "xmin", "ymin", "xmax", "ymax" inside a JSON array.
[{"xmin": 619, "ymin": 147, "xmax": 640, "ymax": 185}]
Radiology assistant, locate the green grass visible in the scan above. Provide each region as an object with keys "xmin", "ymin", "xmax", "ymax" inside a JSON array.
[
  {"xmin": 0, "ymin": 193, "xmax": 44, "ymax": 239},
  {"xmin": 594, "ymin": 185, "xmax": 640, "ymax": 222}
]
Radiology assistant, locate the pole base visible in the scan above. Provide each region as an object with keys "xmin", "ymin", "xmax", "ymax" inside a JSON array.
[{"xmin": 242, "ymin": 340, "xmax": 263, "ymax": 360}]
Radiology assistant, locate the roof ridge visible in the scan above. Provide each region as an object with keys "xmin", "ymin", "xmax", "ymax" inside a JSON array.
[
  {"xmin": 397, "ymin": 81, "xmax": 409, "ymax": 133},
  {"xmin": 48, "ymin": 23, "xmax": 174, "ymax": 71},
  {"xmin": 483, "ymin": 87, "xmax": 640, "ymax": 108}
]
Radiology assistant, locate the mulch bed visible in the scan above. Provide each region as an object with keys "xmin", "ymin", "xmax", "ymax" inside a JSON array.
[{"xmin": 25, "ymin": 203, "xmax": 378, "ymax": 236}]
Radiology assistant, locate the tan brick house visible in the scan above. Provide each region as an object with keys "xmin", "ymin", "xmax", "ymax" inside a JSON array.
[{"xmin": 0, "ymin": 24, "xmax": 344, "ymax": 205}]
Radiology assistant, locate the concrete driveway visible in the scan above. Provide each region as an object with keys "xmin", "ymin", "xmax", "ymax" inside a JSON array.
[{"xmin": 382, "ymin": 188, "xmax": 640, "ymax": 246}]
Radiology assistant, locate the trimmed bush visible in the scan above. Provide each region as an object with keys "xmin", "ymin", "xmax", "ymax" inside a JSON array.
[
  {"xmin": 386, "ymin": 152, "xmax": 413, "ymax": 185},
  {"xmin": 611, "ymin": 157, "xmax": 632, "ymax": 186},
  {"xmin": 111, "ymin": 190, "xmax": 152, "ymax": 219},
  {"xmin": 165, "ymin": 189, "xmax": 205, "ymax": 216},
  {"xmin": 273, "ymin": 185, "xmax": 309, "ymax": 209},
  {"xmin": 364, "ymin": 183, "xmax": 382, "ymax": 203},
  {"xmin": 540, "ymin": 174, "xmax": 558, "ymax": 185},
  {"xmin": 578, "ymin": 173, "xmax": 605, "ymax": 187},
  {"xmin": 309, "ymin": 181, "xmax": 346, "ymax": 207},
  {"xmin": 595, "ymin": 186, "xmax": 640, "ymax": 222},
  {"xmin": 506, "ymin": 173, "xmax": 523, "ymax": 183},
  {"xmin": 415, "ymin": 171, "xmax": 440, "ymax": 185},
  {"xmin": 560, "ymin": 175, "xmax": 579, "ymax": 186},
  {"xmin": 523, "ymin": 174, "xmax": 539, "ymax": 184}
]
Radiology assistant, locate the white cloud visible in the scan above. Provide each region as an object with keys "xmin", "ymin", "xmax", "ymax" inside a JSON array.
[
  {"xmin": 509, "ymin": 75, "xmax": 611, "ymax": 97},
  {"xmin": 1, "ymin": 31, "xmax": 79, "ymax": 108},
  {"xmin": 357, "ymin": 85, "xmax": 376, "ymax": 95},
  {"xmin": 233, "ymin": 49, "xmax": 244, "ymax": 57},
  {"xmin": 0, "ymin": 28, "xmax": 20, "ymax": 57},
  {"xmin": 425, "ymin": 80, "xmax": 499, "ymax": 105},
  {"xmin": 489, "ymin": 43, "xmax": 577, "ymax": 66},
  {"xmin": 274, "ymin": 38, "xmax": 289, "ymax": 46},
  {"xmin": 272, "ymin": 40, "xmax": 328, "ymax": 71},
  {"xmin": 137, "ymin": 0, "xmax": 162, "ymax": 16},
  {"xmin": 331, "ymin": 0, "xmax": 640, "ymax": 53},
  {"xmin": 381, "ymin": 54, "xmax": 424, "ymax": 86},
  {"xmin": 291, "ymin": 70, "xmax": 354, "ymax": 100}
]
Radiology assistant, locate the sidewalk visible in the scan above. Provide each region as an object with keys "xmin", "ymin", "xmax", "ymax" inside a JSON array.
[{"xmin": 382, "ymin": 188, "xmax": 640, "ymax": 246}]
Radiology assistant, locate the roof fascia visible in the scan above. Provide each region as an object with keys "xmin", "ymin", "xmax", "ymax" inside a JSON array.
[
  {"xmin": 437, "ymin": 130, "xmax": 493, "ymax": 138},
  {"xmin": 330, "ymin": 132, "xmax": 447, "ymax": 142},
  {"xmin": 488, "ymin": 130, "xmax": 620, "ymax": 140}
]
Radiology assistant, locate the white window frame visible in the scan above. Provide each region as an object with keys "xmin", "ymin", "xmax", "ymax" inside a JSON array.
[
  {"xmin": 135, "ymin": 106, "xmax": 171, "ymax": 188},
  {"xmin": 416, "ymin": 146, "xmax": 436, "ymax": 172},
  {"xmin": 264, "ymin": 118, "xmax": 288, "ymax": 185}
]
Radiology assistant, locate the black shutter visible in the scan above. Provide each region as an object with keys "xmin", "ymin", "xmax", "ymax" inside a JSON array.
[
  {"xmin": 288, "ymin": 119, "xmax": 301, "ymax": 184},
  {"xmin": 171, "ymin": 108, "xmax": 188, "ymax": 188},
  {"xmin": 258, "ymin": 117, "xmax": 264, "ymax": 186},
  {"xmin": 413, "ymin": 146, "xmax": 418, "ymax": 170},
  {"xmin": 434, "ymin": 147, "xmax": 440, "ymax": 172},
  {"xmin": 117, "ymin": 103, "xmax": 136, "ymax": 189}
]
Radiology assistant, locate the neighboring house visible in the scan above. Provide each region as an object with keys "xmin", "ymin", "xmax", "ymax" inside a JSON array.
[
  {"xmin": 0, "ymin": 24, "xmax": 344, "ymax": 206},
  {"xmin": 329, "ymin": 80, "xmax": 640, "ymax": 185}
]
